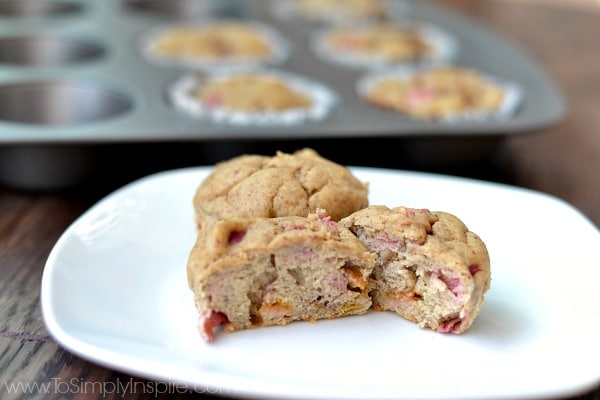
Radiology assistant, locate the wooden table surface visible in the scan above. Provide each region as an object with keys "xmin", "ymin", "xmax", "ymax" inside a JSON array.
[{"xmin": 1, "ymin": 1, "xmax": 599, "ymax": 399}]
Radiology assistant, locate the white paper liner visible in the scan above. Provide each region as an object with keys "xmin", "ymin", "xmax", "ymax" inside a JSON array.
[
  {"xmin": 168, "ymin": 69, "xmax": 338, "ymax": 126},
  {"xmin": 140, "ymin": 19, "xmax": 291, "ymax": 71},
  {"xmin": 356, "ymin": 66, "xmax": 524, "ymax": 122},
  {"xmin": 311, "ymin": 21, "xmax": 458, "ymax": 69},
  {"xmin": 271, "ymin": 0, "xmax": 410, "ymax": 25}
]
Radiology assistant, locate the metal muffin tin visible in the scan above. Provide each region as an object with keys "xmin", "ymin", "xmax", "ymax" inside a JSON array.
[{"xmin": 0, "ymin": 0, "xmax": 565, "ymax": 188}]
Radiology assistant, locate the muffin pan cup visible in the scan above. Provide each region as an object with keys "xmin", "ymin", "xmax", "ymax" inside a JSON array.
[
  {"xmin": 0, "ymin": 80, "xmax": 133, "ymax": 125},
  {"xmin": 0, "ymin": 0, "xmax": 565, "ymax": 189},
  {"xmin": 0, "ymin": 35, "xmax": 106, "ymax": 66},
  {"xmin": 0, "ymin": 0, "xmax": 84, "ymax": 18}
]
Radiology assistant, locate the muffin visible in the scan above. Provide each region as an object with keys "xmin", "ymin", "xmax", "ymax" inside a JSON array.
[
  {"xmin": 193, "ymin": 148, "xmax": 369, "ymax": 231},
  {"xmin": 169, "ymin": 70, "xmax": 337, "ymax": 125},
  {"xmin": 187, "ymin": 210, "xmax": 376, "ymax": 342},
  {"xmin": 186, "ymin": 150, "xmax": 493, "ymax": 343},
  {"xmin": 360, "ymin": 66, "xmax": 521, "ymax": 120},
  {"xmin": 143, "ymin": 20, "xmax": 289, "ymax": 70},
  {"xmin": 340, "ymin": 205, "xmax": 491, "ymax": 334},
  {"xmin": 273, "ymin": 0, "xmax": 391, "ymax": 24},
  {"xmin": 312, "ymin": 22, "xmax": 456, "ymax": 69},
  {"xmin": 197, "ymin": 73, "xmax": 312, "ymax": 113}
]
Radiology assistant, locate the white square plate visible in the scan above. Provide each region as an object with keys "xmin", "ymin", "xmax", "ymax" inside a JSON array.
[{"xmin": 41, "ymin": 167, "xmax": 600, "ymax": 399}]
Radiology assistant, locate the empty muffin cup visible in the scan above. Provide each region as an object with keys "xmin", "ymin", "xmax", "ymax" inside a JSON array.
[
  {"xmin": 0, "ymin": 0, "xmax": 83, "ymax": 17},
  {"xmin": 0, "ymin": 81, "xmax": 133, "ymax": 125},
  {"xmin": 0, "ymin": 36, "xmax": 105, "ymax": 66}
]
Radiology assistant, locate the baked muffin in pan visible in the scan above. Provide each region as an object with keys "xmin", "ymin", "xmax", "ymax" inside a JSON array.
[
  {"xmin": 169, "ymin": 69, "xmax": 337, "ymax": 125},
  {"xmin": 312, "ymin": 21, "xmax": 457, "ymax": 69},
  {"xmin": 141, "ymin": 20, "xmax": 291, "ymax": 70},
  {"xmin": 272, "ymin": 0, "xmax": 398, "ymax": 25},
  {"xmin": 357, "ymin": 65, "xmax": 523, "ymax": 121}
]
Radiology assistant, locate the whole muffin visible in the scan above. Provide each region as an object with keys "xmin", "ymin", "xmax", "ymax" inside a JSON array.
[
  {"xmin": 321, "ymin": 23, "xmax": 433, "ymax": 63},
  {"xmin": 362, "ymin": 66, "xmax": 509, "ymax": 120},
  {"xmin": 292, "ymin": 0, "xmax": 388, "ymax": 23},
  {"xmin": 144, "ymin": 20, "xmax": 289, "ymax": 70},
  {"xmin": 151, "ymin": 22, "xmax": 272, "ymax": 61},
  {"xmin": 196, "ymin": 73, "xmax": 312, "ymax": 113},
  {"xmin": 193, "ymin": 148, "xmax": 369, "ymax": 231}
]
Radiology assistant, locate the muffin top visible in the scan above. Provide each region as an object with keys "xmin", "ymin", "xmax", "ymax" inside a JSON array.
[{"xmin": 193, "ymin": 148, "xmax": 369, "ymax": 226}]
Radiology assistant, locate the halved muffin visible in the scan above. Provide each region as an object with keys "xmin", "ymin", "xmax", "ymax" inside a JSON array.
[
  {"xmin": 340, "ymin": 205, "xmax": 491, "ymax": 334},
  {"xmin": 187, "ymin": 211, "xmax": 376, "ymax": 342}
]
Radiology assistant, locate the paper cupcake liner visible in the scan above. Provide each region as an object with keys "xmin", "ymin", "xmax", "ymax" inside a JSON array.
[
  {"xmin": 271, "ymin": 0, "xmax": 410, "ymax": 25},
  {"xmin": 356, "ymin": 66, "xmax": 524, "ymax": 122},
  {"xmin": 168, "ymin": 69, "xmax": 338, "ymax": 126},
  {"xmin": 140, "ymin": 19, "xmax": 291, "ymax": 71},
  {"xmin": 311, "ymin": 21, "xmax": 458, "ymax": 69}
]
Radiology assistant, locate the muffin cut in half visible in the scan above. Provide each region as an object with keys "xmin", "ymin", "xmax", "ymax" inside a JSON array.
[
  {"xmin": 340, "ymin": 205, "xmax": 491, "ymax": 334},
  {"xmin": 187, "ymin": 211, "xmax": 376, "ymax": 342}
]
